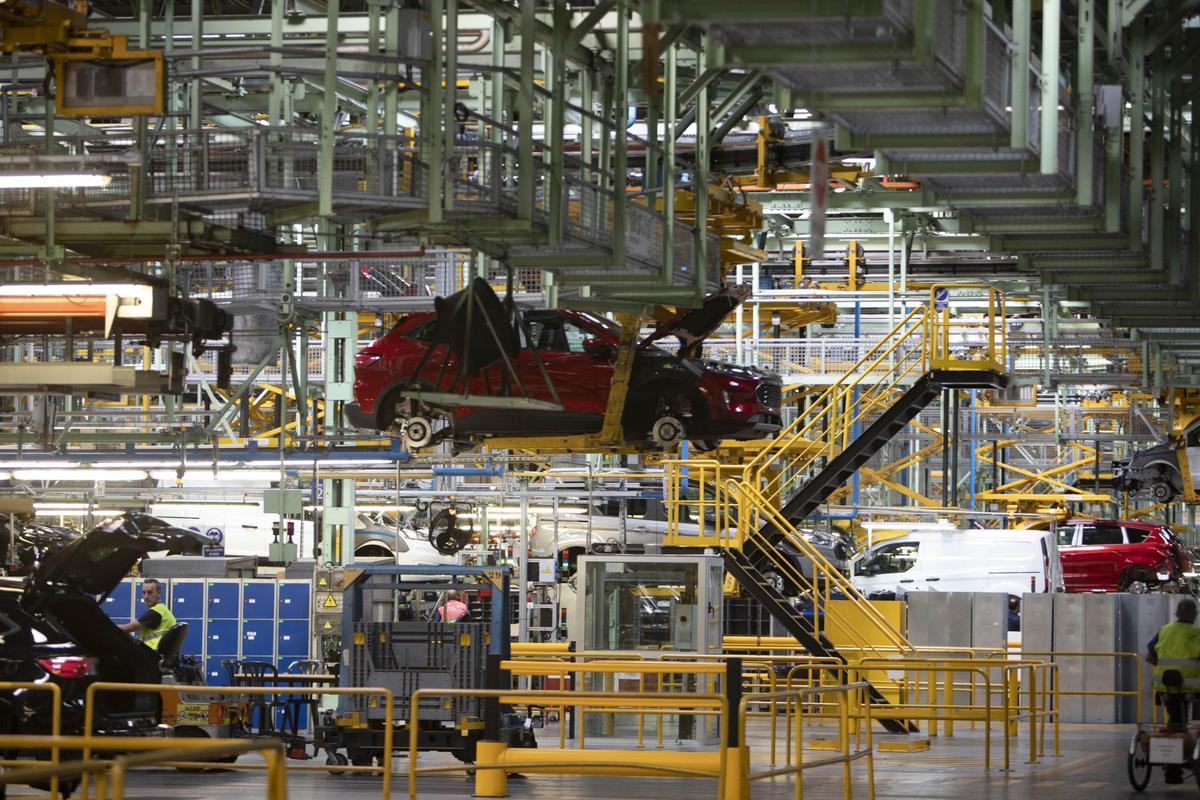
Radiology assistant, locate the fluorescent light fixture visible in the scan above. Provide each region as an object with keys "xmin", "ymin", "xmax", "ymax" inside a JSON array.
[
  {"xmin": 0, "ymin": 173, "xmax": 112, "ymax": 189},
  {"xmin": 148, "ymin": 469, "xmax": 282, "ymax": 482},
  {"xmin": 0, "ymin": 461, "xmax": 82, "ymax": 470},
  {"xmin": 34, "ymin": 505, "xmax": 122, "ymax": 517},
  {"xmin": 13, "ymin": 469, "xmax": 148, "ymax": 481}
]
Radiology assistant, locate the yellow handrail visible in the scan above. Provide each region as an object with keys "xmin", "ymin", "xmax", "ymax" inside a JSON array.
[
  {"xmin": 735, "ymin": 481, "xmax": 912, "ymax": 655},
  {"xmin": 81, "ymin": 682, "xmax": 395, "ymax": 800}
]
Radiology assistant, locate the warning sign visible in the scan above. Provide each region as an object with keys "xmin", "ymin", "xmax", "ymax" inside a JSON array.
[
  {"xmin": 322, "ymin": 593, "xmax": 338, "ymax": 608},
  {"xmin": 322, "ymin": 620, "xmax": 333, "ymax": 631},
  {"xmin": 318, "ymin": 576, "xmax": 328, "ymax": 587}
]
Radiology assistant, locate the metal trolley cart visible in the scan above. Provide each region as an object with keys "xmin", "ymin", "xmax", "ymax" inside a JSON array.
[
  {"xmin": 1129, "ymin": 673, "xmax": 1200, "ymax": 791},
  {"xmin": 315, "ymin": 564, "xmax": 535, "ymax": 770}
]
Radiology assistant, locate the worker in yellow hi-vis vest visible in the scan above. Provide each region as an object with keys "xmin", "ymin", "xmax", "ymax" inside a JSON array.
[
  {"xmin": 1147, "ymin": 598, "xmax": 1200, "ymax": 783},
  {"xmin": 118, "ymin": 578, "xmax": 177, "ymax": 650}
]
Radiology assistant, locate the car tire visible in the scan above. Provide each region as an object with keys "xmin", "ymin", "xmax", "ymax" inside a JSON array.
[
  {"xmin": 404, "ymin": 416, "xmax": 434, "ymax": 449},
  {"xmin": 650, "ymin": 415, "xmax": 684, "ymax": 448},
  {"xmin": 1119, "ymin": 568, "xmax": 1153, "ymax": 594}
]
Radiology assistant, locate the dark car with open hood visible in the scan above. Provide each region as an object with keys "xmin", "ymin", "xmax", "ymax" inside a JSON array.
[{"xmin": 0, "ymin": 513, "xmax": 211, "ymax": 793}]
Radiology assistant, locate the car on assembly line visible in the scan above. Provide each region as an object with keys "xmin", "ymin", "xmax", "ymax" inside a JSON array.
[
  {"xmin": 346, "ymin": 289, "xmax": 783, "ymax": 451},
  {"xmin": 0, "ymin": 513, "xmax": 211, "ymax": 793},
  {"xmin": 1113, "ymin": 417, "xmax": 1200, "ymax": 503},
  {"xmin": 1056, "ymin": 518, "xmax": 1195, "ymax": 593}
]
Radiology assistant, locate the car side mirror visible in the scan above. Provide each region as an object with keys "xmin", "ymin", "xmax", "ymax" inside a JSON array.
[{"xmin": 583, "ymin": 338, "xmax": 614, "ymax": 358}]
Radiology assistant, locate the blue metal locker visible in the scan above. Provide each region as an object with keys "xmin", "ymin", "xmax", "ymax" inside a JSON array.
[
  {"xmin": 170, "ymin": 580, "xmax": 205, "ymax": 620},
  {"xmin": 205, "ymin": 656, "xmax": 236, "ymax": 687},
  {"xmin": 206, "ymin": 581, "xmax": 240, "ymax": 618},
  {"xmin": 101, "ymin": 580, "xmax": 134, "ymax": 621},
  {"xmin": 277, "ymin": 581, "xmax": 311, "ymax": 619},
  {"xmin": 206, "ymin": 618, "xmax": 238, "ymax": 655},
  {"xmin": 277, "ymin": 620, "xmax": 309, "ymax": 658},
  {"xmin": 241, "ymin": 619, "xmax": 275, "ymax": 658},
  {"xmin": 242, "ymin": 582, "xmax": 275, "ymax": 620}
]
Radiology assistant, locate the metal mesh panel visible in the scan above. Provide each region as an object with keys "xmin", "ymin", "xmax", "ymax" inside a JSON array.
[
  {"xmin": 347, "ymin": 621, "xmax": 488, "ymax": 722},
  {"xmin": 710, "ymin": 0, "xmax": 913, "ymax": 46}
]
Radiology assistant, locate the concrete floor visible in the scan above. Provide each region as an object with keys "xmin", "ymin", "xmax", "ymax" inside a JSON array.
[{"xmin": 7, "ymin": 721, "xmax": 1175, "ymax": 799}]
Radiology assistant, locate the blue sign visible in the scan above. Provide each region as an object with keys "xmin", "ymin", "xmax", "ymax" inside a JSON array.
[
  {"xmin": 205, "ymin": 527, "xmax": 224, "ymax": 545},
  {"xmin": 934, "ymin": 287, "xmax": 949, "ymax": 310},
  {"xmin": 202, "ymin": 544, "xmax": 226, "ymax": 557}
]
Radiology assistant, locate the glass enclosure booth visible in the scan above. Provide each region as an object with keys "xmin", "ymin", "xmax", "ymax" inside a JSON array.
[{"xmin": 575, "ymin": 554, "xmax": 724, "ymax": 743}]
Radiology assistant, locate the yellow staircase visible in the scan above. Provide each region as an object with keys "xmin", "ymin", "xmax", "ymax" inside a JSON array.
[{"xmin": 663, "ymin": 286, "xmax": 1008, "ymax": 729}]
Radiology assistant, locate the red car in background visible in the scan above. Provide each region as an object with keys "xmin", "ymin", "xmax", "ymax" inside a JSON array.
[
  {"xmin": 346, "ymin": 303, "xmax": 783, "ymax": 451},
  {"xmin": 1057, "ymin": 519, "xmax": 1195, "ymax": 593}
]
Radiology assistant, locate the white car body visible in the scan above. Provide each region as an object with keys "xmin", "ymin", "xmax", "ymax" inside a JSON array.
[{"xmin": 851, "ymin": 527, "xmax": 1065, "ymax": 597}]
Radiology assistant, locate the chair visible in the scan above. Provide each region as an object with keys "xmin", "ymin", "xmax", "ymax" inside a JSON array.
[
  {"xmin": 155, "ymin": 623, "xmax": 189, "ymax": 672},
  {"xmin": 283, "ymin": 659, "xmax": 326, "ymax": 738},
  {"xmin": 233, "ymin": 660, "xmax": 290, "ymax": 734}
]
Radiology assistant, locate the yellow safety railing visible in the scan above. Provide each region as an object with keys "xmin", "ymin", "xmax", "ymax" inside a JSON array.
[
  {"xmin": 737, "ymin": 482, "xmax": 913, "ymax": 658},
  {"xmin": 0, "ymin": 681, "xmax": 63, "ymax": 799},
  {"xmin": 81, "ymin": 682, "xmax": 395, "ymax": 800},
  {"xmin": 501, "ymin": 659, "xmax": 728, "ymax": 751},
  {"xmin": 0, "ymin": 736, "xmax": 286, "ymax": 800},
  {"xmin": 406, "ymin": 688, "xmax": 729, "ymax": 800},
  {"xmin": 738, "ymin": 682, "xmax": 875, "ymax": 800},
  {"xmin": 0, "ymin": 738, "xmax": 288, "ymax": 800},
  {"xmin": 926, "ymin": 284, "xmax": 1007, "ymax": 372},
  {"xmin": 992, "ymin": 650, "xmax": 1140, "ymax": 725},
  {"xmin": 666, "ymin": 285, "xmax": 1005, "ymax": 534},
  {"xmin": 779, "ymin": 655, "xmax": 1059, "ymax": 771}
]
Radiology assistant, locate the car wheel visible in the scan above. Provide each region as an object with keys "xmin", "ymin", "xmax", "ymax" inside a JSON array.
[
  {"xmin": 1151, "ymin": 479, "xmax": 1176, "ymax": 503},
  {"xmin": 650, "ymin": 415, "xmax": 684, "ymax": 448},
  {"xmin": 1119, "ymin": 569, "xmax": 1152, "ymax": 594},
  {"xmin": 404, "ymin": 416, "xmax": 434, "ymax": 449}
]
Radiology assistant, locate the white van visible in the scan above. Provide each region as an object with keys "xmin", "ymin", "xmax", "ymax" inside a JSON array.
[{"xmin": 850, "ymin": 527, "xmax": 1065, "ymax": 597}]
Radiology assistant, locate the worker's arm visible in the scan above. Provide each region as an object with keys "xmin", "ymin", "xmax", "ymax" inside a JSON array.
[
  {"xmin": 118, "ymin": 608, "xmax": 162, "ymax": 634},
  {"xmin": 1147, "ymin": 633, "xmax": 1160, "ymax": 665}
]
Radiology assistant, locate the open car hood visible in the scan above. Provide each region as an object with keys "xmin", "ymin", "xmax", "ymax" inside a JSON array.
[
  {"xmin": 639, "ymin": 285, "xmax": 751, "ymax": 357},
  {"xmin": 30, "ymin": 513, "xmax": 213, "ymax": 595}
]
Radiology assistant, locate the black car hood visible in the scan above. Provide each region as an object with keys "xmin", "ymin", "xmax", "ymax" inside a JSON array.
[
  {"xmin": 640, "ymin": 285, "xmax": 751, "ymax": 357},
  {"xmin": 30, "ymin": 513, "xmax": 212, "ymax": 595}
]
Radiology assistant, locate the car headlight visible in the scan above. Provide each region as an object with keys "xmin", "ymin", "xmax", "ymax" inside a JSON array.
[{"xmin": 701, "ymin": 360, "xmax": 761, "ymax": 379}]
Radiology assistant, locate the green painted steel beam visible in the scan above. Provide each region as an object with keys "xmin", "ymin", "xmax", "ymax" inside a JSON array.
[
  {"xmin": 1040, "ymin": 270, "xmax": 1163, "ymax": 284},
  {"xmin": 1030, "ymin": 253, "xmax": 1150, "ymax": 268},
  {"xmin": 654, "ymin": 0, "xmax": 884, "ymax": 22},
  {"xmin": 992, "ymin": 235, "xmax": 1135, "ymax": 252},
  {"xmin": 722, "ymin": 42, "xmax": 915, "ymax": 65},
  {"xmin": 835, "ymin": 129, "xmax": 1009, "ymax": 150},
  {"xmin": 565, "ymin": 0, "xmax": 615, "ymax": 50},
  {"xmin": 509, "ymin": 253, "xmax": 612, "ymax": 268},
  {"xmin": 1079, "ymin": 289, "xmax": 1191, "ymax": 301},
  {"xmin": 959, "ymin": 215, "xmax": 1108, "ymax": 234},
  {"xmin": 1121, "ymin": 0, "xmax": 1154, "ymax": 27},
  {"xmin": 876, "ymin": 157, "xmax": 1041, "ymax": 175}
]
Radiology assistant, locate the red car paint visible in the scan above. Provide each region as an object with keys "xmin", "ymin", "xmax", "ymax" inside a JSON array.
[
  {"xmin": 346, "ymin": 308, "xmax": 782, "ymax": 446},
  {"xmin": 1057, "ymin": 519, "xmax": 1192, "ymax": 592}
]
